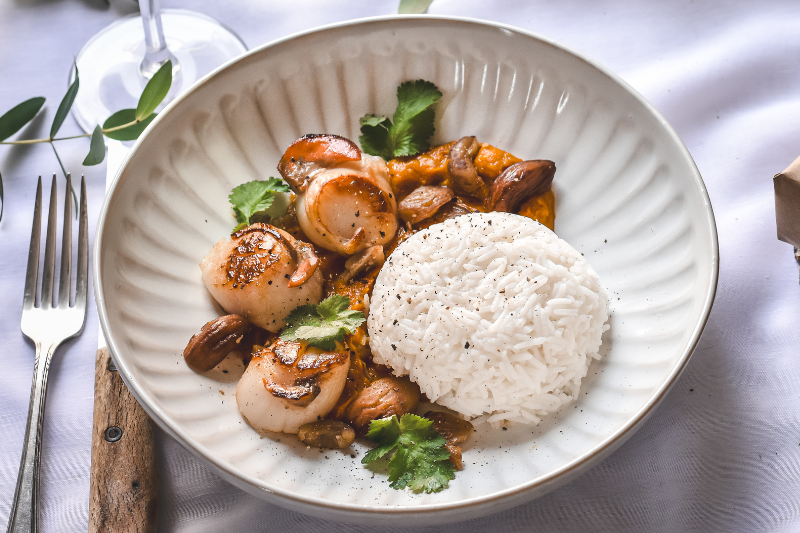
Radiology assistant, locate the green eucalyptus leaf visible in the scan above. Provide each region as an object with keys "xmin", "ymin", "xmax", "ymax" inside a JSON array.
[
  {"xmin": 83, "ymin": 125, "xmax": 105, "ymax": 166},
  {"xmin": 136, "ymin": 60, "xmax": 173, "ymax": 121},
  {"xmin": 398, "ymin": 0, "xmax": 433, "ymax": 14},
  {"xmin": 0, "ymin": 97, "xmax": 46, "ymax": 142},
  {"xmin": 103, "ymin": 109, "xmax": 157, "ymax": 141},
  {"xmin": 50, "ymin": 65, "xmax": 80, "ymax": 139}
]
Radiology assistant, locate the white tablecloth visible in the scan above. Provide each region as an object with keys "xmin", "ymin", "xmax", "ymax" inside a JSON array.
[{"xmin": 2, "ymin": 1, "xmax": 799, "ymax": 531}]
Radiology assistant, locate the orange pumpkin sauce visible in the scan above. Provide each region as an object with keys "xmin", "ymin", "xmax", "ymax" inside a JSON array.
[
  {"xmin": 387, "ymin": 141, "xmax": 455, "ymax": 199},
  {"xmin": 388, "ymin": 142, "xmax": 555, "ymax": 230},
  {"xmin": 519, "ymin": 189, "xmax": 556, "ymax": 231},
  {"xmin": 388, "ymin": 142, "xmax": 523, "ymax": 201}
]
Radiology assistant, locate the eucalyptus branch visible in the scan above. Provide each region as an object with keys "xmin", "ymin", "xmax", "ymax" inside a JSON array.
[
  {"xmin": 53, "ymin": 133, "xmax": 92, "ymax": 142},
  {"xmin": 1, "ymin": 134, "xmax": 89, "ymax": 145},
  {"xmin": 0, "ymin": 60, "xmax": 173, "ymax": 222},
  {"xmin": 0, "ymin": 119, "xmax": 149, "ymax": 145}
]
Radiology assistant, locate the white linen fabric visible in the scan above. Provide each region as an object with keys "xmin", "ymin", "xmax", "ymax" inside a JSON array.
[{"xmin": 1, "ymin": 1, "xmax": 799, "ymax": 531}]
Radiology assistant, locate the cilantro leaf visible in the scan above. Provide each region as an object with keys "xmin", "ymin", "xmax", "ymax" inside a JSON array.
[
  {"xmin": 362, "ymin": 415, "xmax": 403, "ymax": 463},
  {"xmin": 358, "ymin": 114, "xmax": 393, "ymax": 161},
  {"xmin": 393, "ymin": 80, "xmax": 442, "ymax": 126},
  {"xmin": 362, "ymin": 414, "xmax": 456, "ymax": 493},
  {"xmin": 393, "ymin": 106, "xmax": 436, "ymax": 157},
  {"xmin": 280, "ymin": 295, "xmax": 365, "ymax": 350},
  {"xmin": 228, "ymin": 178, "xmax": 291, "ymax": 231},
  {"xmin": 359, "ymin": 80, "xmax": 442, "ymax": 160},
  {"xmin": 316, "ymin": 294, "xmax": 353, "ymax": 319}
]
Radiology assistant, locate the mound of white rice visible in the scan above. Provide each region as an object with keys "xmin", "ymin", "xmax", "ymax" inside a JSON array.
[{"xmin": 367, "ymin": 212, "xmax": 609, "ymax": 425}]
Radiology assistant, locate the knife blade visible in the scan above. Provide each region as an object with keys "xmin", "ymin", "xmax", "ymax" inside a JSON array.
[{"xmin": 88, "ymin": 140, "xmax": 158, "ymax": 533}]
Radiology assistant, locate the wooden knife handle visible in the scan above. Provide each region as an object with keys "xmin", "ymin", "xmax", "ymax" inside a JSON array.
[{"xmin": 89, "ymin": 348, "xmax": 159, "ymax": 533}]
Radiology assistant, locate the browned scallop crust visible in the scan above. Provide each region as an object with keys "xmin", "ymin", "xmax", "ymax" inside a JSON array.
[
  {"xmin": 258, "ymin": 339, "xmax": 349, "ymax": 407},
  {"xmin": 264, "ymin": 378, "xmax": 320, "ymax": 407},
  {"xmin": 226, "ymin": 223, "xmax": 319, "ymax": 288},
  {"xmin": 320, "ymin": 174, "xmax": 392, "ymax": 214}
]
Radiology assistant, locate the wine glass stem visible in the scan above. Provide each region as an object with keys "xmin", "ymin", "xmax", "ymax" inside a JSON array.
[{"xmin": 139, "ymin": 0, "xmax": 177, "ymax": 78}]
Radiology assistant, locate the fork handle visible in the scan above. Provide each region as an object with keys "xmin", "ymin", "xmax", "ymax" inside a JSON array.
[
  {"xmin": 88, "ymin": 348, "xmax": 159, "ymax": 533},
  {"xmin": 6, "ymin": 342, "xmax": 57, "ymax": 533}
]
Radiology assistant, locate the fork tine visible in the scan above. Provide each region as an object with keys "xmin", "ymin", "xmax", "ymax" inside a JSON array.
[
  {"xmin": 22, "ymin": 177, "xmax": 43, "ymax": 310},
  {"xmin": 40, "ymin": 175, "xmax": 59, "ymax": 310},
  {"xmin": 75, "ymin": 175, "xmax": 89, "ymax": 312},
  {"xmin": 58, "ymin": 174, "xmax": 73, "ymax": 307}
]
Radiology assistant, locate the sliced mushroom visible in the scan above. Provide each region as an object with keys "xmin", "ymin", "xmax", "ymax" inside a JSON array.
[
  {"xmin": 486, "ymin": 160, "xmax": 556, "ymax": 213},
  {"xmin": 277, "ymin": 134, "xmax": 362, "ymax": 192},
  {"xmin": 415, "ymin": 197, "xmax": 478, "ymax": 230},
  {"xmin": 398, "ymin": 185, "xmax": 455, "ymax": 225},
  {"xmin": 346, "ymin": 376, "xmax": 421, "ymax": 432},
  {"xmin": 448, "ymin": 136, "xmax": 483, "ymax": 195},
  {"xmin": 183, "ymin": 314, "xmax": 249, "ymax": 372},
  {"xmin": 338, "ymin": 245, "xmax": 385, "ymax": 283},
  {"xmin": 425, "ymin": 411, "xmax": 474, "ymax": 470},
  {"xmin": 298, "ymin": 420, "xmax": 356, "ymax": 449}
]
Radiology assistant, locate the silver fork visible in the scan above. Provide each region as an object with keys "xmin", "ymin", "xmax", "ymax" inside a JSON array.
[{"xmin": 7, "ymin": 174, "xmax": 88, "ymax": 533}]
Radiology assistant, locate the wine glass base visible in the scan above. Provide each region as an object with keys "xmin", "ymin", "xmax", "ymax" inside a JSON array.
[{"xmin": 71, "ymin": 9, "xmax": 247, "ymax": 134}]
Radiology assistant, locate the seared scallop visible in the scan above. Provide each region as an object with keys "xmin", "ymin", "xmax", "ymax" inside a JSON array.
[
  {"xmin": 278, "ymin": 134, "xmax": 399, "ymax": 255},
  {"xmin": 199, "ymin": 223, "xmax": 323, "ymax": 332},
  {"xmin": 236, "ymin": 339, "xmax": 350, "ymax": 434}
]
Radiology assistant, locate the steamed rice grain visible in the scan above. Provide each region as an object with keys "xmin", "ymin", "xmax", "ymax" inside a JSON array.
[{"xmin": 367, "ymin": 212, "xmax": 609, "ymax": 425}]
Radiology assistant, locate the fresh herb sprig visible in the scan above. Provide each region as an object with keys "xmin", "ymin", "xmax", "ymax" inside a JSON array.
[
  {"xmin": 359, "ymin": 80, "xmax": 442, "ymax": 161},
  {"xmin": 0, "ymin": 60, "xmax": 174, "ymax": 221},
  {"xmin": 280, "ymin": 295, "xmax": 365, "ymax": 350},
  {"xmin": 362, "ymin": 414, "xmax": 456, "ymax": 493},
  {"xmin": 229, "ymin": 178, "xmax": 291, "ymax": 231}
]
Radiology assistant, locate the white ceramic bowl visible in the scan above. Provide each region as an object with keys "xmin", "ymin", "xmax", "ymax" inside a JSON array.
[{"xmin": 95, "ymin": 16, "xmax": 718, "ymax": 525}]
